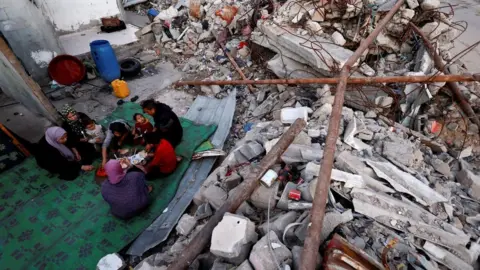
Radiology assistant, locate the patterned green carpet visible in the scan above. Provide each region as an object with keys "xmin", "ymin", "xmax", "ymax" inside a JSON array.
[{"xmin": 0, "ymin": 103, "xmax": 216, "ymax": 270}]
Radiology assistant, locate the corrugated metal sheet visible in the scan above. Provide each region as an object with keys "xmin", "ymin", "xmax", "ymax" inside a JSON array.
[{"xmin": 127, "ymin": 90, "xmax": 236, "ymax": 256}]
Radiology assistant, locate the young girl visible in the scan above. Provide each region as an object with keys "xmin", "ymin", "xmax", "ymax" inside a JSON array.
[
  {"xmin": 133, "ymin": 113, "xmax": 154, "ymax": 145},
  {"xmin": 82, "ymin": 119, "xmax": 106, "ymax": 150}
]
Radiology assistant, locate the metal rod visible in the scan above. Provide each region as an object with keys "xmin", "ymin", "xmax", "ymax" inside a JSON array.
[
  {"xmin": 175, "ymin": 73, "xmax": 479, "ymax": 86},
  {"xmin": 409, "ymin": 22, "xmax": 480, "ymax": 131},
  {"xmin": 218, "ymin": 42, "xmax": 255, "ymax": 93},
  {"xmin": 301, "ymin": 1, "xmax": 406, "ymax": 270},
  {"xmin": 168, "ymin": 119, "xmax": 307, "ymax": 270}
]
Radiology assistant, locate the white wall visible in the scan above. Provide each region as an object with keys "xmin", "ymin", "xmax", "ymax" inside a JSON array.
[{"xmin": 39, "ymin": 0, "xmax": 122, "ymax": 32}]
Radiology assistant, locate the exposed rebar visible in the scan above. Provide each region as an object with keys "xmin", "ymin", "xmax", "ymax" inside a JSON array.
[
  {"xmin": 300, "ymin": 1, "xmax": 406, "ymax": 269},
  {"xmin": 175, "ymin": 73, "xmax": 479, "ymax": 87}
]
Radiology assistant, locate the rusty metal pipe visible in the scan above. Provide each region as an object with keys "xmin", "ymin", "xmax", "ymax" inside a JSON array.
[
  {"xmin": 409, "ymin": 22, "xmax": 480, "ymax": 130},
  {"xmin": 175, "ymin": 73, "xmax": 479, "ymax": 86},
  {"xmin": 218, "ymin": 42, "xmax": 255, "ymax": 93},
  {"xmin": 168, "ymin": 119, "xmax": 307, "ymax": 270},
  {"xmin": 300, "ymin": 1, "xmax": 406, "ymax": 270}
]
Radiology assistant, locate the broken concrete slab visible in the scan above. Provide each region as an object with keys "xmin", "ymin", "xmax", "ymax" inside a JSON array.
[
  {"xmin": 277, "ymin": 182, "xmax": 298, "ymax": 210},
  {"xmin": 250, "ymin": 182, "xmax": 279, "ymax": 210},
  {"xmin": 175, "ymin": 214, "xmax": 197, "ymax": 236},
  {"xmin": 351, "ymin": 188, "xmax": 469, "ymax": 250},
  {"xmin": 259, "ymin": 211, "xmax": 298, "ymax": 238},
  {"xmin": 222, "ymin": 172, "xmax": 242, "ymax": 191},
  {"xmin": 282, "ymin": 144, "xmax": 323, "ymax": 164},
  {"xmin": 253, "ymin": 21, "xmax": 373, "ymax": 76},
  {"xmin": 422, "ymin": 241, "xmax": 473, "ymax": 270},
  {"xmin": 249, "ymin": 231, "xmax": 293, "ymax": 270},
  {"xmin": 203, "ymin": 185, "xmax": 228, "ymax": 210},
  {"xmin": 267, "ymin": 54, "xmax": 323, "ymax": 79},
  {"xmin": 383, "ymin": 140, "xmax": 424, "ymax": 168},
  {"xmin": 318, "ymin": 210, "xmax": 354, "ymax": 244},
  {"xmin": 430, "ymin": 158, "xmax": 451, "ymax": 177},
  {"xmin": 210, "ymin": 213, "xmax": 258, "ymax": 265},
  {"xmin": 194, "ymin": 203, "xmax": 213, "ymax": 221},
  {"xmin": 366, "ymin": 160, "xmax": 447, "ymax": 206},
  {"xmin": 456, "ymin": 169, "xmax": 480, "ymax": 200}
]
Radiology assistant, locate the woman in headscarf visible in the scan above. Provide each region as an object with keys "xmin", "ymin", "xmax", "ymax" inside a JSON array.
[
  {"xmin": 60, "ymin": 104, "xmax": 96, "ymax": 164},
  {"xmin": 141, "ymin": 99, "xmax": 183, "ymax": 147},
  {"xmin": 101, "ymin": 160, "xmax": 152, "ymax": 219},
  {"xmin": 35, "ymin": 127, "xmax": 94, "ymax": 180}
]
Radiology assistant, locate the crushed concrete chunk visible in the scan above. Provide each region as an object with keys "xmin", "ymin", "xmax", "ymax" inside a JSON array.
[
  {"xmin": 175, "ymin": 214, "xmax": 197, "ymax": 236},
  {"xmin": 259, "ymin": 211, "xmax": 298, "ymax": 238},
  {"xmin": 456, "ymin": 169, "xmax": 480, "ymax": 200},
  {"xmin": 210, "ymin": 213, "xmax": 258, "ymax": 264},
  {"xmin": 383, "ymin": 141, "xmax": 424, "ymax": 168},
  {"xmin": 249, "ymin": 231, "xmax": 292, "ymax": 270},
  {"xmin": 250, "ymin": 182, "xmax": 279, "ymax": 210},
  {"xmin": 97, "ymin": 253, "xmax": 125, "ymax": 270},
  {"xmin": 203, "ymin": 185, "xmax": 227, "ymax": 210}
]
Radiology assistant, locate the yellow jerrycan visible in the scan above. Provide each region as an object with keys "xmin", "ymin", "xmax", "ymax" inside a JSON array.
[{"xmin": 111, "ymin": 79, "xmax": 130, "ymax": 98}]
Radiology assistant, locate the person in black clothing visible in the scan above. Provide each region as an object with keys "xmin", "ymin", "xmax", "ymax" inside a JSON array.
[
  {"xmin": 60, "ymin": 104, "xmax": 96, "ymax": 164},
  {"xmin": 141, "ymin": 99, "xmax": 183, "ymax": 147},
  {"xmin": 35, "ymin": 127, "xmax": 94, "ymax": 180}
]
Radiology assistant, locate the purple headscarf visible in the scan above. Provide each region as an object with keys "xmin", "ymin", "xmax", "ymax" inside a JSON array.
[
  {"xmin": 104, "ymin": 160, "xmax": 127, "ymax": 184},
  {"xmin": 45, "ymin": 127, "xmax": 75, "ymax": 161}
]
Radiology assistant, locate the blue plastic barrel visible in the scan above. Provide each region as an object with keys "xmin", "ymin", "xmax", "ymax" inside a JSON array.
[{"xmin": 90, "ymin": 40, "xmax": 120, "ymax": 83}]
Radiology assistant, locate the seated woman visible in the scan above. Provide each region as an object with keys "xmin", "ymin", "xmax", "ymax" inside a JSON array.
[
  {"xmin": 141, "ymin": 99, "xmax": 183, "ymax": 147},
  {"xmin": 101, "ymin": 159, "xmax": 152, "ymax": 219},
  {"xmin": 101, "ymin": 120, "xmax": 133, "ymax": 167},
  {"xmin": 141, "ymin": 132, "xmax": 177, "ymax": 179},
  {"xmin": 35, "ymin": 127, "xmax": 94, "ymax": 180},
  {"xmin": 60, "ymin": 104, "xmax": 96, "ymax": 165}
]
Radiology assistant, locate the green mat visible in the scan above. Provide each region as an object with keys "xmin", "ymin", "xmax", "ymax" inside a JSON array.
[{"xmin": 0, "ymin": 103, "xmax": 217, "ymax": 270}]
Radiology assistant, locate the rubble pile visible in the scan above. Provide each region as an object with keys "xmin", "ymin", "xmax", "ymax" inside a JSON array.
[
  {"xmin": 130, "ymin": 82, "xmax": 480, "ymax": 270},
  {"xmin": 110, "ymin": 0, "xmax": 480, "ymax": 269},
  {"xmin": 137, "ymin": 0, "xmax": 480, "ymax": 138}
]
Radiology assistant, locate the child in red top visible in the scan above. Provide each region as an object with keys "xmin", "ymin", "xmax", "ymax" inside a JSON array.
[
  {"xmin": 132, "ymin": 113, "xmax": 154, "ymax": 145},
  {"xmin": 142, "ymin": 132, "xmax": 177, "ymax": 179}
]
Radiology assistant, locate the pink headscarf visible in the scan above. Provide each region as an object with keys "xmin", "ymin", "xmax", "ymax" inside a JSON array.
[
  {"xmin": 104, "ymin": 160, "xmax": 127, "ymax": 184},
  {"xmin": 45, "ymin": 127, "xmax": 75, "ymax": 161}
]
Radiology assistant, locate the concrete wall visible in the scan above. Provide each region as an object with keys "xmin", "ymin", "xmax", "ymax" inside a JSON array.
[
  {"xmin": 0, "ymin": 0, "xmax": 63, "ymax": 85},
  {"xmin": 38, "ymin": 0, "xmax": 123, "ymax": 32}
]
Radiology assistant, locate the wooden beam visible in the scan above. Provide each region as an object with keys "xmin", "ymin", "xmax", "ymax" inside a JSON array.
[{"xmin": 0, "ymin": 123, "xmax": 30, "ymax": 157}]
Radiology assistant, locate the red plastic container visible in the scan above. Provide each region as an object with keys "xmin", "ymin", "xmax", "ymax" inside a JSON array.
[{"xmin": 48, "ymin": 55, "xmax": 86, "ymax": 85}]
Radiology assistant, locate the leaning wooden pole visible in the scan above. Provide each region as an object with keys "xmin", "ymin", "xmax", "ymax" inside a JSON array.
[
  {"xmin": 301, "ymin": 1, "xmax": 406, "ymax": 269},
  {"xmin": 175, "ymin": 73, "xmax": 479, "ymax": 86},
  {"xmin": 409, "ymin": 22, "xmax": 480, "ymax": 130},
  {"xmin": 168, "ymin": 119, "xmax": 306, "ymax": 270}
]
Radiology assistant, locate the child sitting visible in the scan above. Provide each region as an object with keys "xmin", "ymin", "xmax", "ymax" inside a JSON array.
[
  {"xmin": 133, "ymin": 113, "xmax": 154, "ymax": 145},
  {"xmin": 82, "ymin": 119, "xmax": 106, "ymax": 149}
]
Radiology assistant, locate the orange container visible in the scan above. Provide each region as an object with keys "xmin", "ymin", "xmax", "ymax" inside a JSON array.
[{"xmin": 111, "ymin": 79, "xmax": 130, "ymax": 98}]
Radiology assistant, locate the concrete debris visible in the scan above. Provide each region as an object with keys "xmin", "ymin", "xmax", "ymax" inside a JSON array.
[
  {"xmin": 250, "ymin": 182, "xmax": 279, "ymax": 210},
  {"xmin": 195, "ymin": 203, "xmax": 213, "ymax": 220},
  {"xmin": 366, "ymin": 160, "xmax": 447, "ymax": 206},
  {"xmin": 203, "ymin": 185, "xmax": 228, "ymax": 210},
  {"xmin": 211, "ymin": 213, "xmax": 258, "ymax": 264},
  {"xmin": 96, "ymin": 253, "xmax": 125, "ymax": 270},
  {"xmin": 249, "ymin": 231, "xmax": 293, "ymax": 270},
  {"xmin": 116, "ymin": 1, "xmax": 480, "ymax": 269},
  {"xmin": 456, "ymin": 169, "xmax": 480, "ymax": 200},
  {"xmin": 175, "ymin": 214, "xmax": 197, "ymax": 236}
]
